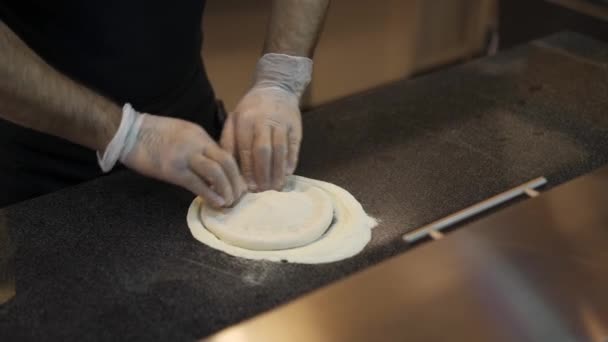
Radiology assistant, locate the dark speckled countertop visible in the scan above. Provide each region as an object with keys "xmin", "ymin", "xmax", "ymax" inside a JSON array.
[{"xmin": 1, "ymin": 32, "xmax": 607, "ymax": 341}]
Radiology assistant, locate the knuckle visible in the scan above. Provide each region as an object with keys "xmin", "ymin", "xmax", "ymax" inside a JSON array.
[
  {"xmin": 208, "ymin": 163, "xmax": 223, "ymax": 179},
  {"xmin": 288, "ymin": 142, "xmax": 301, "ymax": 155},
  {"xmin": 200, "ymin": 144, "xmax": 208, "ymax": 155},
  {"xmin": 221, "ymin": 162, "xmax": 238, "ymax": 178},
  {"xmin": 166, "ymin": 156, "xmax": 188, "ymax": 176},
  {"xmin": 255, "ymin": 144, "xmax": 271, "ymax": 156},
  {"xmin": 237, "ymin": 110, "xmax": 256, "ymax": 123},
  {"xmin": 240, "ymin": 149, "xmax": 252, "ymax": 159},
  {"xmin": 265, "ymin": 118, "xmax": 283, "ymax": 128},
  {"xmin": 273, "ymin": 144, "xmax": 288, "ymax": 156},
  {"xmin": 218, "ymin": 152, "xmax": 236, "ymax": 166}
]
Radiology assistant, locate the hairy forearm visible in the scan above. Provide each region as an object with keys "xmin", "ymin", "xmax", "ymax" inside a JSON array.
[
  {"xmin": 264, "ymin": 0, "xmax": 329, "ymax": 57},
  {"xmin": 0, "ymin": 21, "xmax": 121, "ymax": 151}
]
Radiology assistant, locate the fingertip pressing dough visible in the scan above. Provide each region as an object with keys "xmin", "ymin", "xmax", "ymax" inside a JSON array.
[{"xmin": 187, "ymin": 175, "xmax": 377, "ymax": 264}]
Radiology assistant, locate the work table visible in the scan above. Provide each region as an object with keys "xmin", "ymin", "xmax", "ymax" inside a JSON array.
[{"xmin": 1, "ymin": 32, "xmax": 607, "ymax": 341}]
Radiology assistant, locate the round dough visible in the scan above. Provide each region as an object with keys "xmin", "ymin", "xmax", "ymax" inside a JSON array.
[
  {"xmin": 200, "ymin": 178, "xmax": 334, "ymax": 250},
  {"xmin": 187, "ymin": 176, "xmax": 378, "ymax": 264}
]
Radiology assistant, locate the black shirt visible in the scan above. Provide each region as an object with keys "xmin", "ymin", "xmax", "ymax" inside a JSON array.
[
  {"xmin": 0, "ymin": 0, "xmax": 216, "ymax": 116},
  {"xmin": 0, "ymin": 0, "xmax": 220, "ymax": 205}
]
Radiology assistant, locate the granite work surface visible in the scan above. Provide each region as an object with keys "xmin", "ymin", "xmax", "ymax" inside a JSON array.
[{"xmin": 1, "ymin": 32, "xmax": 607, "ymax": 341}]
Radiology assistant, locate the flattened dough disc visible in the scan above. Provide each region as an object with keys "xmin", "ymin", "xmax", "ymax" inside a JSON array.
[{"xmin": 200, "ymin": 179, "xmax": 334, "ymax": 250}]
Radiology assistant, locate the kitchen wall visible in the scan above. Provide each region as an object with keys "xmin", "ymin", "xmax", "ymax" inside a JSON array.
[{"xmin": 202, "ymin": 0, "xmax": 497, "ymax": 109}]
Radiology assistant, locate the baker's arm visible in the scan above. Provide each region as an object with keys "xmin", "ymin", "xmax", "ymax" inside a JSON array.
[
  {"xmin": 0, "ymin": 20, "xmax": 120, "ymax": 151},
  {"xmin": 0, "ymin": 21, "xmax": 244, "ymax": 207},
  {"xmin": 263, "ymin": 0, "xmax": 330, "ymax": 57},
  {"xmin": 220, "ymin": 0, "xmax": 329, "ymax": 191}
]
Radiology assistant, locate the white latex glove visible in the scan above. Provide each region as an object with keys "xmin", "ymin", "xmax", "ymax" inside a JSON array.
[
  {"xmin": 98, "ymin": 104, "xmax": 247, "ymax": 208},
  {"xmin": 220, "ymin": 53, "xmax": 313, "ymax": 192}
]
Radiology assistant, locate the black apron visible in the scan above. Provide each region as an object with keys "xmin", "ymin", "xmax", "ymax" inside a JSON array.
[{"xmin": 0, "ymin": 0, "xmax": 221, "ymax": 207}]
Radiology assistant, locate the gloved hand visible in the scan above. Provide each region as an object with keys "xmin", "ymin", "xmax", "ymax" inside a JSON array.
[
  {"xmin": 98, "ymin": 104, "xmax": 246, "ymax": 208},
  {"xmin": 220, "ymin": 53, "xmax": 313, "ymax": 192}
]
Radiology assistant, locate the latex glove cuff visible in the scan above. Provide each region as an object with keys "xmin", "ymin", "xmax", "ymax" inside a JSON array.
[
  {"xmin": 97, "ymin": 103, "xmax": 144, "ymax": 172},
  {"xmin": 252, "ymin": 53, "xmax": 313, "ymax": 99}
]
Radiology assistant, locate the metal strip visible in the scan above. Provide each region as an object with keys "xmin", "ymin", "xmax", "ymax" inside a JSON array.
[{"xmin": 403, "ymin": 177, "xmax": 547, "ymax": 243}]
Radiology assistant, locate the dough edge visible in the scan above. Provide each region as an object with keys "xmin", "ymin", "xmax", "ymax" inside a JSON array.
[{"xmin": 186, "ymin": 175, "xmax": 378, "ymax": 264}]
